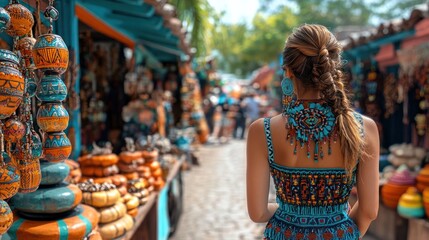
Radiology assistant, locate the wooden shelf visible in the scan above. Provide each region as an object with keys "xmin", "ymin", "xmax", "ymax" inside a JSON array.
[
  {"xmin": 120, "ymin": 193, "xmax": 158, "ymax": 240},
  {"xmin": 166, "ymin": 159, "xmax": 183, "ymax": 185}
]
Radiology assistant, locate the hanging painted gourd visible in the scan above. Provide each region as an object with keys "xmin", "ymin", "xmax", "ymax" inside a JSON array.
[
  {"xmin": 4, "ymin": 2, "xmax": 33, "ymax": 37},
  {"xmin": 0, "ymin": 7, "xmax": 11, "ymax": 32},
  {"xmin": 0, "ymin": 163, "xmax": 20, "ymax": 199},
  {"xmin": 16, "ymin": 37, "xmax": 36, "ymax": 69},
  {"xmin": 0, "ymin": 49, "xmax": 24, "ymax": 120},
  {"xmin": 0, "ymin": 199, "xmax": 13, "ymax": 234},
  {"xmin": 2, "ymin": 118, "xmax": 25, "ymax": 143},
  {"xmin": 43, "ymin": 132, "xmax": 72, "ymax": 162},
  {"xmin": 33, "ymin": 34, "xmax": 69, "ymax": 74},
  {"xmin": 37, "ymin": 103, "xmax": 69, "ymax": 132}
]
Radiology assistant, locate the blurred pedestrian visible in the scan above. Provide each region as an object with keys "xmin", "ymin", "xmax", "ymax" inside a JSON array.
[
  {"xmin": 233, "ymin": 97, "xmax": 246, "ymax": 139},
  {"xmin": 244, "ymin": 93, "xmax": 260, "ymax": 125}
]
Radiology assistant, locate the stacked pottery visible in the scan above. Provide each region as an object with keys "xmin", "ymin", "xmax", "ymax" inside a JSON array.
[
  {"xmin": 423, "ymin": 188, "xmax": 429, "ymax": 218},
  {"xmin": 78, "ymin": 151, "xmax": 119, "ymax": 182},
  {"xmin": 381, "ymin": 166, "xmax": 416, "ymax": 209},
  {"xmin": 121, "ymin": 193, "xmax": 140, "ymax": 218},
  {"xmin": 109, "ymin": 174, "xmax": 128, "ymax": 197},
  {"xmin": 141, "ymin": 145, "xmax": 165, "ymax": 191},
  {"xmin": 416, "ymin": 164, "xmax": 429, "ymax": 192},
  {"xmin": 118, "ymin": 150, "xmax": 143, "ymax": 181},
  {"xmin": 78, "ymin": 180, "xmax": 134, "ymax": 240},
  {"xmin": 397, "ymin": 187, "xmax": 425, "ymax": 218},
  {"xmin": 65, "ymin": 159, "xmax": 81, "ymax": 184},
  {"xmin": 127, "ymin": 178, "xmax": 151, "ymax": 206},
  {"xmin": 388, "ymin": 144, "xmax": 426, "ymax": 169},
  {"xmin": 5, "ymin": 3, "xmax": 100, "ymax": 238}
]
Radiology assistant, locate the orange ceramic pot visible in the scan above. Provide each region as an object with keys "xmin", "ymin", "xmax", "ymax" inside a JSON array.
[
  {"xmin": 36, "ymin": 103, "xmax": 69, "ymax": 132},
  {"xmin": 33, "ymin": 34, "xmax": 69, "ymax": 74},
  {"xmin": 123, "ymin": 172, "xmax": 139, "ymax": 181},
  {"xmin": 43, "ymin": 131, "xmax": 72, "ymax": 162},
  {"xmin": 119, "ymin": 151, "xmax": 142, "ymax": 164},
  {"xmin": 0, "ymin": 199, "xmax": 12, "ymax": 234},
  {"xmin": 109, "ymin": 174, "xmax": 127, "ymax": 187},
  {"xmin": 16, "ymin": 159, "xmax": 41, "ymax": 193},
  {"xmin": 141, "ymin": 150, "xmax": 158, "ymax": 162},
  {"xmin": 416, "ymin": 165, "xmax": 429, "ymax": 192},
  {"xmin": 79, "ymin": 154, "xmax": 119, "ymax": 167},
  {"xmin": 6, "ymin": 204, "xmax": 99, "ymax": 240},
  {"xmin": 423, "ymin": 188, "xmax": 429, "ymax": 217},
  {"xmin": 81, "ymin": 165, "xmax": 119, "ymax": 177},
  {"xmin": 4, "ymin": 3, "xmax": 33, "ymax": 37},
  {"xmin": 0, "ymin": 49, "xmax": 24, "ymax": 119},
  {"xmin": 79, "ymin": 176, "xmax": 113, "ymax": 184},
  {"xmin": 381, "ymin": 183, "xmax": 412, "ymax": 209}
]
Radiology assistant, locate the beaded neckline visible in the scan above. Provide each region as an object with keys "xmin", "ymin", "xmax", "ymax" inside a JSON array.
[{"xmin": 283, "ymin": 99, "xmax": 337, "ymax": 162}]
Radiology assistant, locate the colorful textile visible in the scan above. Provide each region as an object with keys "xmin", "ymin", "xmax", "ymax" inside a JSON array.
[{"xmin": 262, "ymin": 114, "xmax": 364, "ymax": 240}]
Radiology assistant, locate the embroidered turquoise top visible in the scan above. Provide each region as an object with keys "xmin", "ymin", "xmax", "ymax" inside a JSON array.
[{"xmin": 263, "ymin": 114, "xmax": 363, "ymax": 240}]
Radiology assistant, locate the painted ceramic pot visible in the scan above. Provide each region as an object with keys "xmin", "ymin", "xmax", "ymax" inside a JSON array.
[
  {"xmin": 0, "ymin": 199, "xmax": 12, "ymax": 234},
  {"xmin": 16, "ymin": 159, "xmax": 41, "ymax": 193},
  {"xmin": 43, "ymin": 131, "xmax": 72, "ymax": 162},
  {"xmin": 416, "ymin": 165, "xmax": 429, "ymax": 192},
  {"xmin": 4, "ymin": 204, "xmax": 99, "ymax": 240},
  {"xmin": 2, "ymin": 118, "xmax": 25, "ymax": 143},
  {"xmin": 0, "ymin": 163, "xmax": 20, "ymax": 199},
  {"xmin": 33, "ymin": 34, "xmax": 69, "ymax": 74},
  {"xmin": 398, "ymin": 187, "xmax": 425, "ymax": 218},
  {"xmin": 4, "ymin": 3, "xmax": 33, "ymax": 37},
  {"xmin": 40, "ymin": 161, "xmax": 70, "ymax": 186},
  {"xmin": 11, "ymin": 182, "xmax": 81, "ymax": 214},
  {"xmin": 16, "ymin": 37, "xmax": 36, "ymax": 69},
  {"xmin": 25, "ymin": 70, "xmax": 37, "ymax": 97},
  {"xmin": 381, "ymin": 169, "xmax": 416, "ymax": 209},
  {"xmin": 0, "ymin": 7, "xmax": 11, "ymax": 32},
  {"xmin": 36, "ymin": 74, "xmax": 67, "ymax": 102},
  {"xmin": 0, "ymin": 49, "xmax": 24, "ymax": 120},
  {"xmin": 37, "ymin": 103, "xmax": 69, "ymax": 132}
]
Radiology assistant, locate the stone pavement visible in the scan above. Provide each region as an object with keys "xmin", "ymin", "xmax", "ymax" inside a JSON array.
[{"xmin": 169, "ymin": 140, "xmax": 379, "ymax": 240}]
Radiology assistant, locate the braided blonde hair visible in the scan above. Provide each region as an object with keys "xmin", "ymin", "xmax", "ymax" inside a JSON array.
[{"xmin": 282, "ymin": 24, "xmax": 364, "ymax": 177}]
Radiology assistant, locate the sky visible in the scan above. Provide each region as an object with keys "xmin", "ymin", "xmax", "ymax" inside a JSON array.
[{"xmin": 208, "ymin": 0, "xmax": 260, "ymax": 24}]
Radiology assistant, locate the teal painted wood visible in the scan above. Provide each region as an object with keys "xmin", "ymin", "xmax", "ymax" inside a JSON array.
[
  {"xmin": 78, "ymin": 0, "xmax": 155, "ymax": 18},
  {"xmin": 55, "ymin": 0, "xmax": 81, "ymax": 159},
  {"xmin": 158, "ymin": 184, "xmax": 170, "ymax": 240},
  {"xmin": 40, "ymin": 161, "xmax": 70, "ymax": 186},
  {"xmin": 10, "ymin": 182, "xmax": 78, "ymax": 214}
]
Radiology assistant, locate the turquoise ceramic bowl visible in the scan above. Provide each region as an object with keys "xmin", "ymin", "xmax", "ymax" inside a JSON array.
[
  {"xmin": 397, "ymin": 205, "xmax": 425, "ymax": 218},
  {"xmin": 40, "ymin": 161, "xmax": 70, "ymax": 186}
]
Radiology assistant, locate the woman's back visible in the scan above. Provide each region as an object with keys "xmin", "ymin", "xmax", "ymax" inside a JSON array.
[
  {"xmin": 246, "ymin": 24, "xmax": 379, "ymax": 240},
  {"xmin": 262, "ymin": 115, "xmax": 362, "ymax": 239}
]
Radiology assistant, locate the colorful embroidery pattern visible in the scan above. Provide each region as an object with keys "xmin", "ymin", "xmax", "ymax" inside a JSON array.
[{"xmin": 262, "ymin": 115, "xmax": 364, "ymax": 240}]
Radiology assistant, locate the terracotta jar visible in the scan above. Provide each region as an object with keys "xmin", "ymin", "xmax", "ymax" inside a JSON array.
[
  {"xmin": 0, "ymin": 163, "xmax": 20, "ymax": 199},
  {"xmin": 0, "ymin": 199, "xmax": 12, "ymax": 234},
  {"xmin": 36, "ymin": 74, "xmax": 67, "ymax": 102},
  {"xmin": 423, "ymin": 188, "xmax": 429, "ymax": 218},
  {"xmin": 16, "ymin": 158, "xmax": 41, "ymax": 193},
  {"xmin": 33, "ymin": 34, "xmax": 69, "ymax": 74},
  {"xmin": 4, "ymin": 3, "xmax": 33, "ymax": 37},
  {"xmin": 381, "ymin": 168, "xmax": 416, "ymax": 209},
  {"xmin": 0, "ymin": 49, "xmax": 24, "ymax": 119},
  {"xmin": 37, "ymin": 103, "xmax": 69, "ymax": 132},
  {"xmin": 397, "ymin": 187, "xmax": 425, "ymax": 218},
  {"xmin": 43, "ymin": 131, "xmax": 72, "ymax": 162},
  {"xmin": 416, "ymin": 165, "xmax": 429, "ymax": 192}
]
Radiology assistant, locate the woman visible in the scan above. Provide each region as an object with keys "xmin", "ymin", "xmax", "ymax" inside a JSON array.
[{"xmin": 246, "ymin": 24, "xmax": 379, "ymax": 240}]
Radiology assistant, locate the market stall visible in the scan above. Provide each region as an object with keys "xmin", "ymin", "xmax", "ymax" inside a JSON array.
[
  {"xmin": 0, "ymin": 0, "xmax": 195, "ymax": 239},
  {"xmin": 343, "ymin": 4, "xmax": 429, "ymax": 240}
]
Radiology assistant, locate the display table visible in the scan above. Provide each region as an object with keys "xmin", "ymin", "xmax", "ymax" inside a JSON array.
[
  {"xmin": 407, "ymin": 218, "xmax": 429, "ymax": 240},
  {"xmin": 120, "ymin": 159, "xmax": 183, "ymax": 240}
]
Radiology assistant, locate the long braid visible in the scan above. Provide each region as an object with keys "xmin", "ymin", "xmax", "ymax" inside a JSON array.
[{"xmin": 283, "ymin": 24, "xmax": 364, "ymax": 178}]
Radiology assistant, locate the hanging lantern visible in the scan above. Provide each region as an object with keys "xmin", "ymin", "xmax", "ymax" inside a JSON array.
[
  {"xmin": 0, "ymin": 49, "xmax": 24, "ymax": 120},
  {"xmin": 4, "ymin": 2, "xmax": 34, "ymax": 37}
]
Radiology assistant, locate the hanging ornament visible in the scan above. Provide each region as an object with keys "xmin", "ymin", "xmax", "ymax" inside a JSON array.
[
  {"xmin": 283, "ymin": 100, "xmax": 336, "ymax": 162},
  {"xmin": 0, "ymin": 7, "xmax": 11, "ymax": 32},
  {"xmin": 16, "ymin": 36, "xmax": 37, "ymax": 69},
  {"xmin": 4, "ymin": 1, "xmax": 34, "ymax": 37},
  {"xmin": 33, "ymin": 34, "xmax": 69, "ymax": 74},
  {"xmin": 2, "ymin": 117, "xmax": 25, "ymax": 143},
  {"xmin": 0, "ymin": 49, "xmax": 24, "ymax": 120},
  {"xmin": 37, "ymin": 102, "xmax": 69, "ymax": 132},
  {"xmin": 415, "ymin": 113, "xmax": 426, "ymax": 136},
  {"xmin": 0, "ymin": 199, "xmax": 13, "ymax": 234}
]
